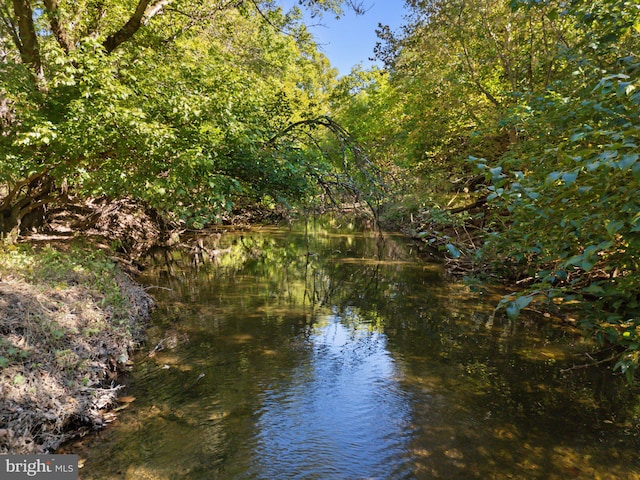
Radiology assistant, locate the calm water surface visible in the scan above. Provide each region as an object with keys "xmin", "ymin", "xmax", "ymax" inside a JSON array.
[{"xmin": 68, "ymin": 221, "xmax": 640, "ymax": 479}]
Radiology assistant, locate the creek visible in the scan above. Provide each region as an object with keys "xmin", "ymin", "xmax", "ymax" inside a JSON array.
[{"xmin": 68, "ymin": 219, "xmax": 640, "ymax": 479}]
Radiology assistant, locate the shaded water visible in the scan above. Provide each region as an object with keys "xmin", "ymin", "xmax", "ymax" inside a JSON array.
[{"xmin": 68, "ymin": 221, "xmax": 640, "ymax": 479}]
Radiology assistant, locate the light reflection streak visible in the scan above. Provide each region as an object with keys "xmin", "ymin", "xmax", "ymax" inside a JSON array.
[{"xmin": 251, "ymin": 313, "xmax": 414, "ymax": 479}]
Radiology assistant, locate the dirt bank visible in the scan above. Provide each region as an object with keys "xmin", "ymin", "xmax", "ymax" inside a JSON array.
[{"xmin": 0, "ymin": 245, "xmax": 154, "ymax": 454}]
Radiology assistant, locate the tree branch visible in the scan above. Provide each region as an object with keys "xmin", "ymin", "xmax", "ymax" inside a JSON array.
[
  {"xmin": 447, "ymin": 197, "xmax": 487, "ymax": 214},
  {"xmin": 0, "ymin": 1, "xmax": 22, "ymax": 53},
  {"xmin": 11, "ymin": 0, "xmax": 44, "ymax": 81},
  {"xmin": 449, "ymin": 3, "xmax": 502, "ymax": 108},
  {"xmin": 0, "ymin": 168, "xmax": 53, "ymax": 211},
  {"xmin": 103, "ymin": 0, "xmax": 174, "ymax": 53},
  {"xmin": 145, "ymin": 0, "xmax": 173, "ymax": 20},
  {"xmin": 42, "ymin": 0, "xmax": 74, "ymax": 53}
]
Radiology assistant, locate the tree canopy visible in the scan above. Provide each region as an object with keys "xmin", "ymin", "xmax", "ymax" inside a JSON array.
[{"xmin": 0, "ymin": 0, "xmax": 378, "ymax": 232}]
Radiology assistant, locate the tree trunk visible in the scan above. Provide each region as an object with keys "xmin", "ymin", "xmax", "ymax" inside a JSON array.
[
  {"xmin": 11, "ymin": 0, "xmax": 44, "ymax": 82},
  {"xmin": 0, "ymin": 174, "xmax": 56, "ymax": 238},
  {"xmin": 42, "ymin": 0, "xmax": 74, "ymax": 53},
  {"xmin": 103, "ymin": 0, "xmax": 174, "ymax": 53}
]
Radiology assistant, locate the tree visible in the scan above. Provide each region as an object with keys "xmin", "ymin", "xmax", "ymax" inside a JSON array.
[
  {"xmin": 336, "ymin": 0, "xmax": 578, "ymax": 201},
  {"xmin": 0, "ymin": 0, "xmax": 356, "ymax": 235},
  {"xmin": 332, "ymin": 0, "xmax": 639, "ymax": 376},
  {"xmin": 476, "ymin": 0, "xmax": 640, "ymax": 378}
]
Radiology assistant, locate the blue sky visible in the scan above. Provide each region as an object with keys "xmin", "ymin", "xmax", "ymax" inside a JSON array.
[{"xmin": 280, "ymin": 1, "xmax": 408, "ymax": 76}]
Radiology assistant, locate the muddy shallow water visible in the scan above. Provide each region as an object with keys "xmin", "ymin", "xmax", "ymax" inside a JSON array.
[{"xmin": 65, "ymin": 221, "xmax": 640, "ymax": 479}]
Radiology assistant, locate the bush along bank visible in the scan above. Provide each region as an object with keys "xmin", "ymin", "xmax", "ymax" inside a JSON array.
[{"xmin": 0, "ymin": 243, "xmax": 154, "ymax": 453}]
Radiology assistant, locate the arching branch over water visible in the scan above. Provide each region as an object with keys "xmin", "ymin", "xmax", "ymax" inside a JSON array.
[{"xmin": 267, "ymin": 115, "xmax": 392, "ymax": 221}]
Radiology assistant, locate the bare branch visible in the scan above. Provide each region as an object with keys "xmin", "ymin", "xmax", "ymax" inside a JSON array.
[
  {"xmin": 267, "ymin": 115, "xmax": 391, "ymax": 222},
  {"xmin": 345, "ymin": 0, "xmax": 369, "ymax": 16},
  {"xmin": 248, "ymin": 0, "xmax": 298, "ymax": 38}
]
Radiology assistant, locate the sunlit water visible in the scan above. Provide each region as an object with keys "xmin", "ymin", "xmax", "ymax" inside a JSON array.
[{"xmin": 65, "ymin": 221, "xmax": 640, "ymax": 479}]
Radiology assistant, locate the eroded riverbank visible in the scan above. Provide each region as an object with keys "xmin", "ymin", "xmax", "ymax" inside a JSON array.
[{"xmin": 0, "ymin": 244, "xmax": 154, "ymax": 454}]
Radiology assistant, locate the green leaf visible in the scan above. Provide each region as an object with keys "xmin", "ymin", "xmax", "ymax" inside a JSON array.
[
  {"xmin": 605, "ymin": 220, "xmax": 624, "ymax": 237},
  {"xmin": 586, "ymin": 161, "xmax": 600, "ymax": 172},
  {"xmin": 515, "ymin": 295, "xmax": 533, "ymax": 310},
  {"xmin": 565, "ymin": 253, "xmax": 597, "ymax": 272},
  {"xmin": 614, "ymin": 358, "xmax": 636, "ymax": 384},
  {"xmin": 582, "ymin": 283, "xmax": 605, "ymax": 295},
  {"xmin": 616, "ymin": 153, "xmax": 638, "ymax": 170},
  {"xmin": 546, "ymin": 171, "xmax": 561, "ymax": 185},
  {"xmin": 561, "ymin": 171, "xmax": 578, "ymax": 186},
  {"xmin": 445, "ymin": 243, "xmax": 461, "ymax": 258},
  {"xmin": 489, "ymin": 166, "xmax": 503, "ymax": 177},
  {"xmin": 505, "ymin": 301, "xmax": 520, "ymax": 321},
  {"xmin": 570, "ymin": 132, "xmax": 585, "ymax": 142},
  {"xmin": 598, "ymin": 150, "xmax": 618, "ymax": 163}
]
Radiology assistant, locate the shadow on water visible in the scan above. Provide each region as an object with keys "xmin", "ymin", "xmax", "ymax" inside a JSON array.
[{"xmin": 64, "ymin": 218, "xmax": 640, "ymax": 479}]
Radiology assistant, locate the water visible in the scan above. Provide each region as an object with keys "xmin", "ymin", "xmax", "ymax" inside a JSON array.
[{"xmin": 66, "ymin": 220, "xmax": 640, "ymax": 479}]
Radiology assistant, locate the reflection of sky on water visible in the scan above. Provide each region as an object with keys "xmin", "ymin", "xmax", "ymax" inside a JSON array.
[
  {"xmin": 252, "ymin": 313, "xmax": 414, "ymax": 479},
  {"xmin": 67, "ymin": 226, "xmax": 640, "ymax": 479}
]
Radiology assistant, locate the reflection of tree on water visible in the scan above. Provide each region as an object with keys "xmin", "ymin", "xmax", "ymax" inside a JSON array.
[
  {"xmin": 131, "ymin": 222, "xmax": 640, "ymax": 479},
  {"xmin": 143, "ymin": 219, "xmax": 425, "ymax": 323}
]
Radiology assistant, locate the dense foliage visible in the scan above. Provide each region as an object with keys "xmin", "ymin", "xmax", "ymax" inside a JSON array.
[
  {"xmin": 332, "ymin": 0, "xmax": 639, "ymax": 377},
  {"xmin": 0, "ymin": 0, "xmax": 379, "ymax": 233},
  {"xmin": 480, "ymin": 0, "xmax": 640, "ymax": 379}
]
